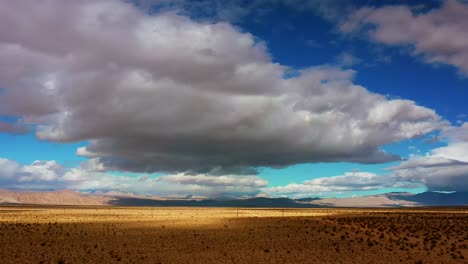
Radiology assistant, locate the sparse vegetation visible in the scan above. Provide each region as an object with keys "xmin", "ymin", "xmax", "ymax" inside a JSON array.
[{"xmin": 0, "ymin": 207, "xmax": 467, "ymax": 263}]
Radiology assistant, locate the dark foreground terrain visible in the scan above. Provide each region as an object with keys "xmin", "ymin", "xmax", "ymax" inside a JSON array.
[{"xmin": 0, "ymin": 207, "xmax": 467, "ymax": 263}]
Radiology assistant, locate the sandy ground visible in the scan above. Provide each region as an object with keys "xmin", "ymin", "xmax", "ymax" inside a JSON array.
[{"xmin": 0, "ymin": 207, "xmax": 467, "ymax": 264}]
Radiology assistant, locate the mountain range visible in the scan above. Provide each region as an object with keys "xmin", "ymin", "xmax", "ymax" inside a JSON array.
[{"xmin": 1, "ymin": 189, "xmax": 468, "ymax": 207}]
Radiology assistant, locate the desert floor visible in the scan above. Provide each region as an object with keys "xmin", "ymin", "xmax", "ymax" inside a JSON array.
[{"xmin": 0, "ymin": 207, "xmax": 467, "ymax": 264}]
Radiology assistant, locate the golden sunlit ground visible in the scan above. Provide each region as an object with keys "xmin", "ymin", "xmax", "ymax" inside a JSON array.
[{"xmin": 0, "ymin": 206, "xmax": 467, "ymax": 263}]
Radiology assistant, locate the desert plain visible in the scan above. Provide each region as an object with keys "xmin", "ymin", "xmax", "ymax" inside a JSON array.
[{"xmin": 0, "ymin": 206, "xmax": 467, "ymax": 264}]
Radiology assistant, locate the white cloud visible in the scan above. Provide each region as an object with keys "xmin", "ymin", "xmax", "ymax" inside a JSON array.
[
  {"xmin": 0, "ymin": 0, "xmax": 443, "ymax": 175},
  {"xmin": 0, "ymin": 159, "xmax": 65, "ymax": 190},
  {"xmin": 19, "ymin": 160, "xmax": 63, "ymax": 182},
  {"xmin": 266, "ymin": 121, "xmax": 468, "ymax": 197},
  {"xmin": 389, "ymin": 123, "xmax": 468, "ymax": 192},
  {"xmin": 264, "ymin": 172, "xmax": 419, "ymax": 198},
  {"xmin": 341, "ymin": 0, "xmax": 468, "ymax": 74},
  {"xmin": 336, "ymin": 52, "xmax": 361, "ymax": 67},
  {"xmin": 443, "ymin": 122, "xmax": 468, "ymax": 142},
  {"xmin": 390, "ymin": 158, "xmax": 468, "ymax": 192},
  {"xmin": 0, "ymin": 158, "xmax": 266, "ymax": 197},
  {"xmin": 0, "ymin": 158, "xmax": 20, "ymax": 179}
]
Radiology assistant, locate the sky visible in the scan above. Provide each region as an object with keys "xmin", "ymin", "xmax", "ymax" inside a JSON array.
[{"xmin": 0, "ymin": 0, "xmax": 468, "ymax": 199}]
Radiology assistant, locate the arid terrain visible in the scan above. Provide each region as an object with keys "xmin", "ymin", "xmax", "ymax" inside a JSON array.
[{"xmin": 0, "ymin": 207, "xmax": 467, "ymax": 264}]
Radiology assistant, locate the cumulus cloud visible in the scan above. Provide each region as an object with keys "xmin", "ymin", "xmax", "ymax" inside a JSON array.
[
  {"xmin": 443, "ymin": 122, "xmax": 468, "ymax": 142},
  {"xmin": 336, "ymin": 52, "xmax": 361, "ymax": 67},
  {"xmin": 0, "ymin": 0, "xmax": 443, "ymax": 175},
  {"xmin": 0, "ymin": 158, "xmax": 21, "ymax": 179},
  {"xmin": 0, "ymin": 159, "xmax": 64, "ymax": 189},
  {"xmin": 264, "ymin": 171, "xmax": 420, "ymax": 198},
  {"xmin": 341, "ymin": 0, "xmax": 468, "ymax": 74},
  {"xmin": 0, "ymin": 158, "xmax": 266, "ymax": 197},
  {"xmin": 390, "ymin": 153, "xmax": 468, "ymax": 192},
  {"xmin": 389, "ymin": 123, "xmax": 468, "ymax": 192},
  {"xmin": 265, "ymin": 122, "xmax": 468, "ymax": 197}
]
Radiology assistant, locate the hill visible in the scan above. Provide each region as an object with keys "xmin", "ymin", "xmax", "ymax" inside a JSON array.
[{"xmin": 1, "ymin": 189, "xmax": 467, "ymax": 207}]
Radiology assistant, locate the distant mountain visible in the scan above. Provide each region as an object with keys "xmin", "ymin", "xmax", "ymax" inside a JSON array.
[
  {"xmin": 302, "ymin": 193, "xmax": 419, "ymax": 208},
  {"xmin": 1, "ymin": 189, "xmax": 468, "ymax": 207},
  {"xmin": 389, "ymin": 191, "xmax": 468, "ymax": 206},
  {"xmin": 295, "ymin": 197, "xmax": 321, "ymax": 202},
  {"xmin": 303, "ymin": 192, "xmax": 468, "ymax": 207},
  {"xmin": 109, "ymin": 197, "xmax": 325, "ymax": 208},
  {"xmin": 0, "ymin": 189, "xmax": 110, "ymax": 205}
]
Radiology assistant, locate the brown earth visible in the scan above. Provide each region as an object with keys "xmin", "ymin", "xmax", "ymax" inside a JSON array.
[{"xmin": 0, "ymin": 207, "xmax": 467, "ymax": 264}]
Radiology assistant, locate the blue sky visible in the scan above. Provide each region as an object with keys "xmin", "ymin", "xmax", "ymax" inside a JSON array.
[{"xmin": 1, "ymin": 0, "xmax": 468, "ymax": 198}]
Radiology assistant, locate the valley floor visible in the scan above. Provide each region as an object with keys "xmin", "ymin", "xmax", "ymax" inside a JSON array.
[{"xmin": 0, "ymin": 207, "xmax": 467, "ymax": 263}]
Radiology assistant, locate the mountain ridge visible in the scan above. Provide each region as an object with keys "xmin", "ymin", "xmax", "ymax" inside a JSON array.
[{"xmin": 0, "ymin": 189, "xmax": 467, "ymax": 207}]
